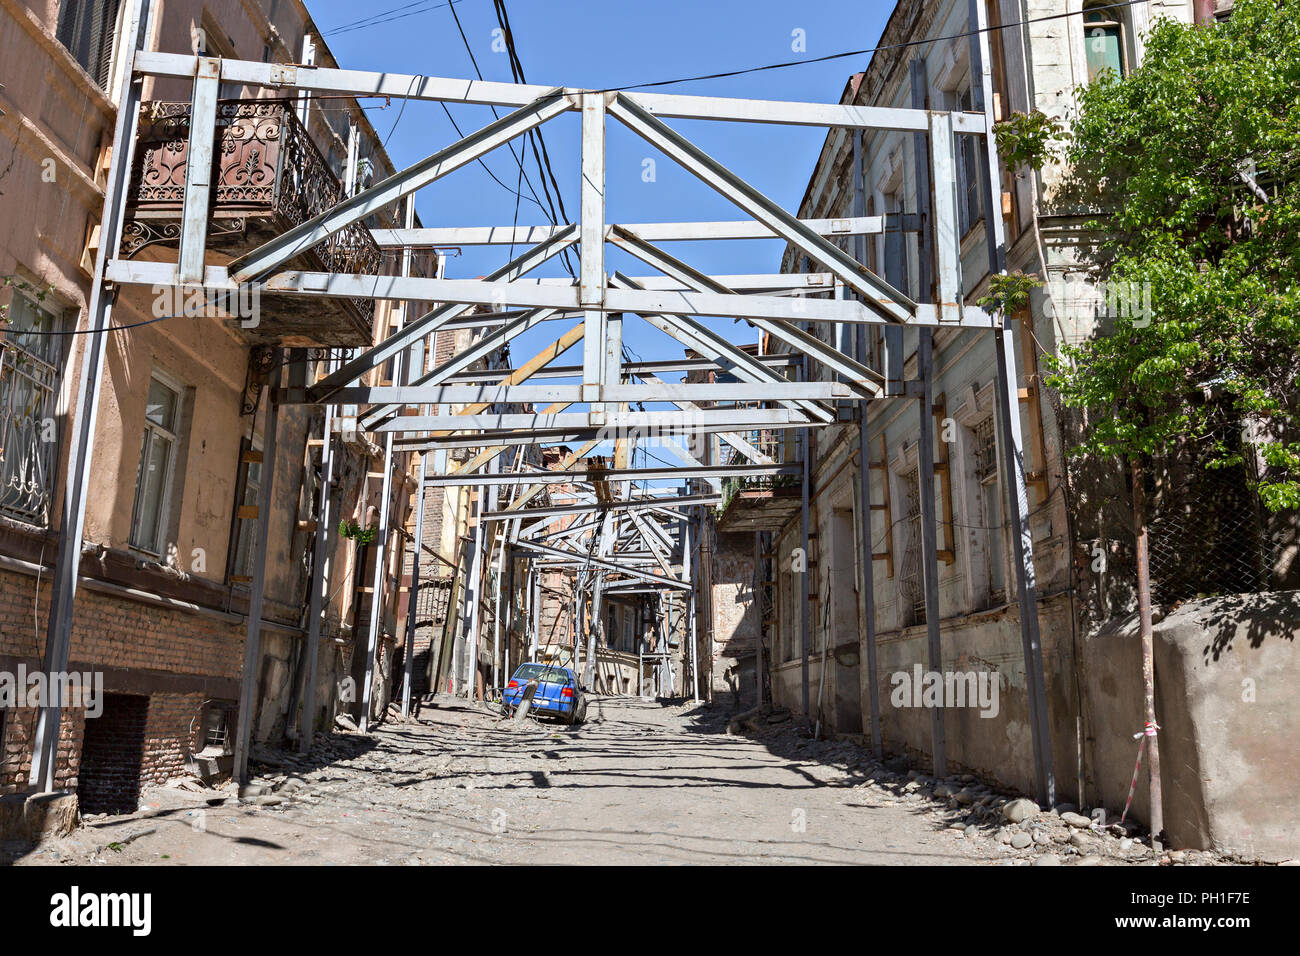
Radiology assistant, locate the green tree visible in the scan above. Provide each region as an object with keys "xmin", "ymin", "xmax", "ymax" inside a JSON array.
[{"xmin": 1045, "ymin": 0, "xmax": 1300, "ymax": 512}]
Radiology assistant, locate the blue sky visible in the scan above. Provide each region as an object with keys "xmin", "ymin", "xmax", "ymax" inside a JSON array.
[{"xmin": 306, "ymin": 0, "xmax": 893, "ymax": 467}]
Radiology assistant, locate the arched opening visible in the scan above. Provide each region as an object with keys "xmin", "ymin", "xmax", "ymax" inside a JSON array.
[{"xmin": 1083, "ymin": 0, "xmax": 1128, "ymax": 81}]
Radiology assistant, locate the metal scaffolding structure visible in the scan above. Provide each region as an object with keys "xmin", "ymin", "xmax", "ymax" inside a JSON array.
[{"xmin": 28, "ymin": 0, "xmax": 1055, "ymax": 807}]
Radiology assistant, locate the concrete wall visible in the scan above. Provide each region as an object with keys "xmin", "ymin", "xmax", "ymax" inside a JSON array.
[{"xmin": 1081, "ymin": 593, "xmax": 1300, "ymax": 861}]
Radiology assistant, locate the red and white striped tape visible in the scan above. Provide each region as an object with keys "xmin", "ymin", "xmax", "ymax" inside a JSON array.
[{"xmin": 1119, "ymin": 719, "xmax": 1160, "ymax": 825}]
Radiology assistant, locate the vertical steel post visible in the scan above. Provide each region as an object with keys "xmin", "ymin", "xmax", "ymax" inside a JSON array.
[
  {"xmin": 916, "ymin": 330, "xmax": 947, "ymax": 776},
  {"xmin": 399, "ymin": 206, "xmax": 424, "ymax": 719},
  {"xmin": 464, "ymin": 485, "xmax": 486, "ymax": 697},
  {"xmin": 29, "ymin": 0, "xmax": 153, "ymax": 791},
  {"xmin": 233, "ymin": 353, "xmax": 283, "ymax": 786},
  {"xmin": 579, "ymin": 92, "xmax": 607, "ymax": 392},
  {"xmin": 300, "ymin": 351, "xmax": 338, "ymax": 751},
  {"xmin": 799, "ymin": 418, "xmax": 811, "ymax": 719},
  {"xmin": 850, "ymin": 137, "xmax": 883, "ymax": 754},
  {"xmin": 178, "ymin": 57, "xmax": 220, "ymax": 283},
  {"xmin": 969, "ymin": 0, "xmax": 1055, "ymax": 805},
  {"xmin": 681, "ymin": 504, "xmax": 698, "ymax": 703},
  {"xmin": 752, "ymin": 531, "xmax": 764, "ymax": 708},
  {"xmin": 486, "ymin": 457, "xmax": 502, "ymax": 694},
  {"xmin": 401, "ymin": 453, "xmax": 427, "ymax": 717}
]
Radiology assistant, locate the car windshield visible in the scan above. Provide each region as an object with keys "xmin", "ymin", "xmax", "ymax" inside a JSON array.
[{"xmin": 511, "ymin": 664, "xmax": 570, "ymax": 685}]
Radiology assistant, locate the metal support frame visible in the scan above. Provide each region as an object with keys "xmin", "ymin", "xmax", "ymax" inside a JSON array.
[
  {"xmin": 300, "ymin": 351, "xmax": 339, "ymax": 750},
  {"xmin": 28, "ymin": 18, "xmax": 1056, "ymax": 799},
  {"xmin": 969, "ymin": 0, "xmax": 1055, "ymax": 807},
  {"xmin": 28, "ymin": 0, "xmax": 152, "ymax": 791},
  {"xmin": 233, "ymin": 351, "xmax": 283, "ymax": 786}
]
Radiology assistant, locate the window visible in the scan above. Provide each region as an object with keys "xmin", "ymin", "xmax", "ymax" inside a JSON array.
[
  {"xmin": 56, "ymin": 0, "xmax": 121, "ymax": 89},
  {"xmin": 0, "ymin": 291, "xmax": 64, "ymax": 524},
  {"xmin": 898, "ymin": 468, "xmax": 926, "ymax": 627},
  {"xmin": 1083, "ymin": 1, "xmax": 1127, "ymax": 82},
  {"xmin": 129, "ymin": 375, "xmax": 182, "ymax": 555},
  {"xmin": 200, "ymin": 705, "xmax": 232, "ymax": 754},
  {"xmin": 953, "ymin": 86, "xmax": 984, "ymax": 236},
  {"xmin": 971, "ymin": 417, "xmax": 1006, "ymax": 606}
]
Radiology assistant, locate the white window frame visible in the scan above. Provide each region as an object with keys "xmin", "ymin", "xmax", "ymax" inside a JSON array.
[
  {"xmin": 129, "ymin": 369, "xmax": 184, "ymax": 556},
  {"xmin": 888, "ymin": 439, "xmax": 924, "ymax": 631},
  {"xmin": 951, "ymin": 382, "xmax": 1010, "ymax": 611}
]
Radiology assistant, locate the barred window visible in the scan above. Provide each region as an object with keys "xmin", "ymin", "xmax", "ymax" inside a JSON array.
[
  {"xmin": 0, "ymin": 291, "xmax": 65, "ymax": 525},
  {"xmin": 971, "ymin": 417, "xmax": 1006, "ymax": 606},
  {"xmin": 899, "ymin": 468, "xmax": 926, "ymax": 627},
  {"xmin": 972, "ymin": 417, "xmax": 998, "ymax": 484}
]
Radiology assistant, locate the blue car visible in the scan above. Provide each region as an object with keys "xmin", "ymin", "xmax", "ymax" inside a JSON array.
[{"xmin": 503, "ymin": 663, "xmax": 586, "ymax": 724}]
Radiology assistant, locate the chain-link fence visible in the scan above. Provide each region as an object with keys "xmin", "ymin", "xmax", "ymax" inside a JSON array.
[{"xmin": 1146, "ymin": 421, "xmax": 1284, "ymax": 605}]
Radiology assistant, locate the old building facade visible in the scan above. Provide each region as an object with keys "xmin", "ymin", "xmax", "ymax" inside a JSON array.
[
  {"xmin": 700, "ymin": 0, "xmax": 1299, "ymax": 858},
  {"xmin": 0, "ymin": 0, "xmax": 437, "ymax": 808}
]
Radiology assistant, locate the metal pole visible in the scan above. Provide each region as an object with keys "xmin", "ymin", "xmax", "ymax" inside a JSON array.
[
  {"xmin": 491, "ymin": 474, "xmax": 504, "ymax": 695},
  {"xmin": 300, "ymin": 351, "xmax": 338, "ymax": 751},
  {"xmin": 360, "ymin": 421, "xmax": 398, "ymax": 730},
  {"xmin": 969, "ymin": 0, "xmax": 1055, "ymax": 806},
  {"xmin": 233, "ymin": 355, "xmax": 283, "ymax": 786},
  {"xmin": 1132, "ymin": 458, "xmax": 1164, "ymax": 843},
  {"xmin": 916, "ymin": 329, "xmax": 947, "ymax": 776},
  {"xmin": 848, "ymin": 125, "xmax": 884, "ymax": 754},
  {"xmin": 401, "ymin": 452, "xmax": 428, "ymax": 717},
  {"xmin": 753, "ymin": 531, "xmax": 763, "ymax": 709},
  {"xmin": 464, "ymin": 486, "xmax": 486, "ymax": 698},
  {"xmin": 28, "ymin": 0, "xmax": 153, "ymax": 792},
  {"xmin": 399, "ymin": 204, "xmax": 425, "ymax": 719},
  {"xmin": 799, "ymin": 421, "xmax": 811, "ymax": 719}
]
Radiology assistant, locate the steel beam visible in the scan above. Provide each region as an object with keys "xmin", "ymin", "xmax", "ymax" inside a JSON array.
[
  {"xmin": 300, "ymin": 353, "xmax": 339, "ymax": 751},
  {"xmin": 233, "ymin": 356, "xmax": 282, "ymax": 786},
  {"xmin": 420, "ymin": 462, "xmax": 798, "ymax": 487},
  {"xmin": 178, "ymin": 57, "xmax": 220, "ymax": 283},
  {"xmin": 512, "ymin": 539, "xmax": 689, "ymax": 591},
  {"xmin": 372, "ymin": 216, "xmax": 886, "ymax": 247},
  {"xmin": 28, "ymin": 0, "xmax": 153, "ymax": 791},
  {"xmin": 136, "ymin": 51, "xmax": 986, "ymax": 132},
  {"xmin": 609, "ymin": 228, "xmax": 883, "ymax": 396},
  {"xmin": 483, "ymin": 493, "xmax": 720, "ymax": 523},
  {"xmin": 228, "ymin": 91, "xmax": 571, "ymax": 282},
  {"xmin": 969, "ymin": 0, "xmax": 1054, "ymax": 807},
  {"xmin": 608, "ymin": 94, "xmax": 915, "ymax": 322}
]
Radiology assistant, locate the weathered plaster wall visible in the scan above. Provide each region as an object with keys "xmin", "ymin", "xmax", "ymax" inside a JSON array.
[{"xmin": 1082, "ymin": 593, "xmax": 1300, "ymax": 860}]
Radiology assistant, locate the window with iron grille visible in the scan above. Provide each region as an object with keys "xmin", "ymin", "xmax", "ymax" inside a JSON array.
[
  {"xmin": 972, "ymin": 417, "xmax": 998, "ymax": 483},
  {"xmin": 971, "ymin": 417, "xmax": 1006, "ymax": 605},
  {"xmin": 200, "ymin": 705, "xmax": 232, "ymax": 754},
  {"xmin": 0, "ymin": 291, "xmax": 64, "ymax": 525},
  {"xmin": 56, "ymin": 0, "xmax": 122, "ymax": 89},
  {"xmin": 899, "ymin": 468, "xmax": 926, "ymax": 627}
]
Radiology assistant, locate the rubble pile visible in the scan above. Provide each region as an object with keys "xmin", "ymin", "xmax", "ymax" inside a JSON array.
[{"xmin": 726, "ymin": 702, "xmax": 1240, "ymax": 866}]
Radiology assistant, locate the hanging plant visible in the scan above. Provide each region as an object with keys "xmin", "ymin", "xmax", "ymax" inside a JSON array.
[{"xmin": 338, "ymin": 518, "xmax": 378, "ymax": 546}]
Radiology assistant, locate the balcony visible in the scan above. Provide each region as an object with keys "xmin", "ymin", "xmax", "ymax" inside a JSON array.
[
  {"xmin": 716, "ymin": 428, "xmax": 802, "ymax": 533},
  {"xmin": 123, "ymin": 100, "xmax": 382, "ymax": 346}
]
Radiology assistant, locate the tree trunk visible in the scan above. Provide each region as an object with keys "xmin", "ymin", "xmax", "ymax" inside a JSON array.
[{"xmin": 1131, "ymin": 457, "xmax": 1165, "ymax": 846}]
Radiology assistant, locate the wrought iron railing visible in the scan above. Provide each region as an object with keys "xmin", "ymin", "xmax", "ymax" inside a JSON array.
[
  {"xmin": 127, "ymin": 100, "xmax": 382, "ymax": 323},
  {"xmin": 719, "ymin": 427, "xmax": 789, "ymax": 510},
  {"xmin": 0, "ymin": 339, "xmax": 59, "ymax": 524}
]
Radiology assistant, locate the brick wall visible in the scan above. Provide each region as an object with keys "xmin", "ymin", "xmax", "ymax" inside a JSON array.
[{"xmin": 0, "ymin": 565, "xmax": 298, "ymax": 800}]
